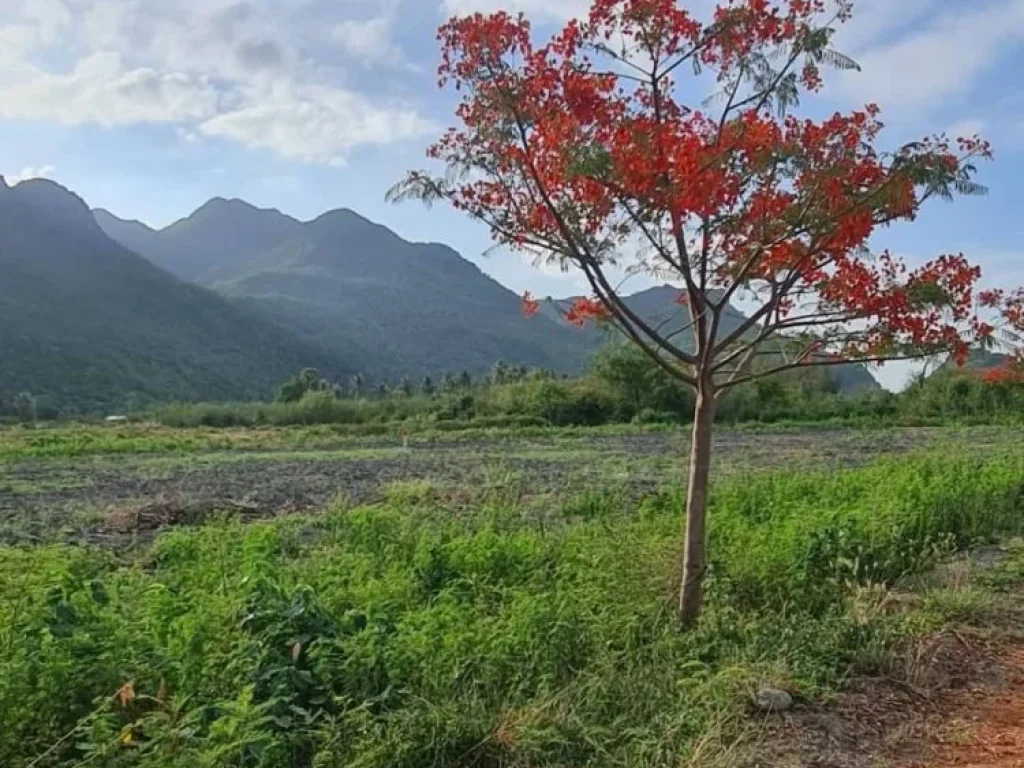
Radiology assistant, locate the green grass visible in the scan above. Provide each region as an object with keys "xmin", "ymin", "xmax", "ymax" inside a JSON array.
[
  {"xmin": 4, "ymin": 419, "xmax": 1020, "ymax": 463},
  {"xmin": 0, "ymin": 425, "xmax": 245, "ymax": 459},
  {"xmin": 0, "ymin": 420, "xmax": 977, "ymax": 462},
  {"xmin": 1, "ymin": 451, "xmax": 1022, "ymax": 767},
  {"xmin": 0, "ymin": 422, "xmax": 670, "ymax": 461}
]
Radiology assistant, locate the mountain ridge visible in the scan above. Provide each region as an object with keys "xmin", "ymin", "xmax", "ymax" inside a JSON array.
[
  {"xmin": 96, "ymin": 196, "xmax": 881, "ymax": 392},
  {"xmin": 1, "ymin": 179, "xmax": 350, "ymax": 412},
  {"xmin": 0, "ymin": 176, "xmax": 883, "ymax": 412},
  {"xmin": 543, "ymin": 284, "xmax": 881, "ymax": 393},
  {"xmin": 97, "ymin": 199, "xmax": 598, "ymax": 380}
]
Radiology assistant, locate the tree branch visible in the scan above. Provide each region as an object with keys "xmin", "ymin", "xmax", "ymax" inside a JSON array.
[{"xmin": 718, "ymin": 352, "xmax": 932, "ymax": 391}]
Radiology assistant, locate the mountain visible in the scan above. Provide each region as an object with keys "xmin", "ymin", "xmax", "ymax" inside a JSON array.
[
  {"xmin": 0, "ymin": 178, "xmax": 348, "ymax": 413},
  {"xmin": 546, "ymin": 285, "xmax": 881, "ymax": 393},
  {"xmin": 95, "ymin": 198, "xmax": 303, "ymax": 283},
  {"xmin": 929, "ymin": 348, "xmax": 1014, "ymax": 381},
  {"xmin": 99, "ymin": 203, "xmax": 595, "ymax": 381},
  {"xmin": 953, "ymin": 349, "xmax": 1011, "ymax": 372},
  {"xmin": 542, "ymin": 285, "xmax": 751, "ymax": 340},
  {"xmin": 96, "ymin": 195, "xmax": 880, "ymax": 392}
]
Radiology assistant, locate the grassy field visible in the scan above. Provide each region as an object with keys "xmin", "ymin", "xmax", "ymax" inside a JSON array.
[
  {"xmin": 0, "ymin": 423, "xmax": 1022, "ymax": 766},
  {"xmin": 0, "ymin": 423, "xmax": 1018, "ymax": 546}
]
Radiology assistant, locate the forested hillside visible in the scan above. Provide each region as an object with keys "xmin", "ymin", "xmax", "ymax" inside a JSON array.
[
  {"xmin": 99, "ymin": 200, "xmax": 881, "ymax": 390},
  {"xmin": 0, "ymin": 178, "xmax": 348, "ymax": 413}
]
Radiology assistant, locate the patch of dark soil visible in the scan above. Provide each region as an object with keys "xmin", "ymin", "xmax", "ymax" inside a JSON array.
[
  {"xmin": 920, "ymin": 647, "xmax": 1024, "ymax": 768},
  {"xmin": 86, "ymin": 497, "xmax": 293, "ymax": 547},
  {"xmin": 0, "ymin": 427, "xmax": 983, "ymax": 546},
  {"xmin": 0, "ymin": 452, "xmax": 633, "ymax": 544},
  {"xmin": 753, "ymin": 633, "xmax": 997, "ymax": 767}
]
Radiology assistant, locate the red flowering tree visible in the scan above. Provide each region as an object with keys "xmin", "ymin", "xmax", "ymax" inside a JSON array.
[
  {"xmin": 975, "ymin": 288, "xmax": 1024, "ymax": 382},
  {"xmin": 390, "ymin": 0, "xmax": 1015, "ymax": 626}
]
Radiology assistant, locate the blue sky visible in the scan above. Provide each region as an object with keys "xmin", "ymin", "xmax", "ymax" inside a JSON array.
[{"xmin": 1, "ymin": 0, "xmax": 1022, "ymax": 388}]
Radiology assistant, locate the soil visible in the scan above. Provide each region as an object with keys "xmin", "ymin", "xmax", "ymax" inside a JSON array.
[
  {"xmin": 919, "ymin": 646, "xmax": 1024, "ymax": 768},
  {"xmin": 0, "ymin": 426, "xmax": 1010, "ymax": 546},
  {"xmin": 755, "ymin": 587, "xmax": 1024, "ymax": 768}
]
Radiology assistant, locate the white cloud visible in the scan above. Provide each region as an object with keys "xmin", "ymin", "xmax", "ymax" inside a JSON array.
[
  {"xmin": 0, "ymin": 25, "xmax": 41, "ymax": 76},
  {"xmin": 0, "ymin": 53, "xmax": 220, "ymax": 126},
  {"xmin": 333, "ymin": 17, "xmax": 403, "ymax": 63},
  {"xmin": 839, "ymin": 0, "xmax": 1024, "ymax": 114},
  {"xmin": 6, "ymin": 165, "xmax": 56, "ymax": 185},
  {"xmin": 199, "ymin": 85, "xmax": 436, "ymax": 165},
  {"xmin": 830, "ymin": 0, "xmax": 939, "ymax": 54},
  {"xmin": 0, "ymin": 0, "xmax": 434, "ymax": 163},
  {"xmin": 21, "ymin": 0, "xmax": 71, "ymax": 43},
  {"xmin": 441, "ymin": 0, "xmax": 589, "ymax": 22}
]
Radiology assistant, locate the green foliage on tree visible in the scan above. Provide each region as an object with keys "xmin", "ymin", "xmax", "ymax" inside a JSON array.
[{"xmin": 276, "ymin": 369, "xmax": 332, "ymax": 404}]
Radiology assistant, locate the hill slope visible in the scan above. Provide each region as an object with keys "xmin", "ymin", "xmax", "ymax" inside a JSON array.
[
  {"xmin": 97, "ymin": 197, "xmax": 880, "ymax": 391},
  {"xmin": 100, "ymin": 204, "xmax": 595, "ymax": 380},
  {"xmin": 95, "ymin": 198, "xmax": 303, "ymax": 283},
  {"xmin": 0, "ymin": 178, "xmax": 347, "ymax": 413}
]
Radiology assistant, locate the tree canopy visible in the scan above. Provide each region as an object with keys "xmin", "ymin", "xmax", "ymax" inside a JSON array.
[
  {"xmin": 393, "ymin": 0, "xmax": 1023, "ymax": 626},
  {"xmin": 392, "ymin": 0, "xmax": 1019, "ymax": 386}
]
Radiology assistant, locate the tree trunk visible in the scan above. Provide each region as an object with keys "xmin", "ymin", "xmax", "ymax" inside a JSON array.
[{"xmin": 679, "ymin": 390, "xmax": 716, "ymax": 628}]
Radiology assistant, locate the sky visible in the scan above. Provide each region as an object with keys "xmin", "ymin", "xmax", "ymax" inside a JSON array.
[{"xmin": 1, "ymin": 0, "xmax": 1022, "ymax": 390}]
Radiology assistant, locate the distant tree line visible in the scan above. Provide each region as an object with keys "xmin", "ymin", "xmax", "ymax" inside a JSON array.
[
  {"xmin": 274, "ymin": 361, "xmax": 564, "ymax": 404},
  {"xmin": 223, "ymin": 345, "xmax": 1024, "ymax": 430},
  {"xmin": 5, "ymin": 347, "xmax": 1022, "ymax": 428}
]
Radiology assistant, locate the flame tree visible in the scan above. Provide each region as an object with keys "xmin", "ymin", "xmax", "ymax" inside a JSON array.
[{"xmin": 390, "ymin": 0, "xmax": 1018, "ymax": 626}]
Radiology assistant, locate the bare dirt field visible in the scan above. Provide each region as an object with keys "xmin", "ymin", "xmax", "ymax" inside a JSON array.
[{"xmin": 0, "ymin": 425, "xmax": 1017, "ymax": 546}]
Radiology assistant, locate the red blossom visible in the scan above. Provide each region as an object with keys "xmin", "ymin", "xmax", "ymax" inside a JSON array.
[
  {"xmin": 956, "ymin": 135, "xmax": 994, "ymax": 159},
  {"xmin": 565, "ymin": 297, "xmax": 612, "ymax": 327},
  {"xmin": 979, "ymin": 289, "xmax": 1003, "ymax": 308},
  {"xmin": 801, "ymin": 62, "xmax": 822, "ymax": 91},
  {"xmin": 978, "ymin": 361, "xmax": 1024, "ymax": 384},
  {"xmin": 400, "ymin": 0, "xmax": 1016, "ymax": 386}
]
